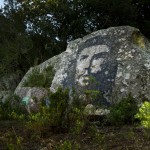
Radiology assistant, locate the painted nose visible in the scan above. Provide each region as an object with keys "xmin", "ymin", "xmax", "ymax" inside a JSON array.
[{"xmin": 84, "ymin": 69, "xmax": 88, "ymax": 76}]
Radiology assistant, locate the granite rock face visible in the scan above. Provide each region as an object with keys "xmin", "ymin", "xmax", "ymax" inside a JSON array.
[
  {"xmin": 15, "ymin": 87, "xmax": 48, "ymax": 101},
  {"xmin": 15, "ymin": 26, "xmax": 150, "ymax": 105}
]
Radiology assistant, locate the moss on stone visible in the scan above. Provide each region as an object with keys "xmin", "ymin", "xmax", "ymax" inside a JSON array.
[{"xmin": 132, "ymin": 31, "xmax": 145, "ymax": 48}]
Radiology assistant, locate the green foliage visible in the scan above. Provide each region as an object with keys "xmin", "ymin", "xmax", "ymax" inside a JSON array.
[
  {"xmin": 135, "ymin": 101, "xmax": 150, "ymax": 128},
  {"xmin": 84, "ymin": 90, "xmax": 100, "ymax": 103},
  {"xmin": 65, "ymin": 89, "xmax": 88, "ymax": 135},
  {"xmin": 83, "ymin": 75, "xmax": 101, "ymax": 104},
  {"xmin": 28, "ymin": 107, "xmax": 49, "ymax": 124},
  {"xmin": 26, "ymin": 87, "xmax": 70, "ymax": 132},
  {"xmin": 69, "ymin": 106, "xmax": 86, "ymax": 135},
  {"xmin": 4, "ymin": 128, "xmax": 23, "ymax": 150},
  {"xmin": 23, "ymin": 66, "xmax": 55, "ymax": 88},
  {"xmin": 88, "ymin": 124, "xmax": 104, "ymax": 145},
  {"xmin": 25, "ymin": 106, "xmax": 51, "ymax": 134},
  {"xmin": 23, "ymin": 68, "xmax": 44, "ymax": 87},
  {"xmin": 0, "ymin": 94, "xmax": 26, "ymax": 120},
  {"xmin": 25, "ymin": 87, "xmax": 89, "ymax": 137},
  {"xmin": 1, "ymin": 0, "xmax": 150, "ymax": 79},
  {"xmin": 9, "ymin": 111, "xmax": 25, "ymax": 121},
  {"xmin": 48, "ymin": 87, "xmax": 69, "ymax": 127},
  {"xmin": 0, "ymin": 26, "xmax": 33, "ymax": 76},
  {"xmin": 108, "ymin": 93, "xmax": 138, "ymax": 125},
  {"xmin": 56, "ymin": 140, "xmax": 80, "ymax": 150}
]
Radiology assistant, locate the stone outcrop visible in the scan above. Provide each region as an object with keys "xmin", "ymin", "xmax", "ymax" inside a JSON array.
[
  {"xmin": 15, "ymin": 26, "xmax": 150, "ymax": 105},
  {"xmin": 84, "ymin": 104, "xmax": 110, "ymax": 116},
  {"xmin": 15, "ymin": 87, "xmax": 48, "ymax": 101}
]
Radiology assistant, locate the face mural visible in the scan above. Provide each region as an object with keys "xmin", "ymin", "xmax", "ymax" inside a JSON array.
[{"xmin": 76, "ymin": 45, "xmax": 110, "ymax": 87}]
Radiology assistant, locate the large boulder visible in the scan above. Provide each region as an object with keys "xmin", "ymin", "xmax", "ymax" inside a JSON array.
[{"xmin": 15, "ymin": 26, "xmax": 150, "ymax": 105}]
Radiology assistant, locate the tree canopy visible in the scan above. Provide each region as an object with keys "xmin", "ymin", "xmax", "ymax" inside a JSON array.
[{"xmin": 0, "ymin": 0, "xmax": 150, "ymax": 76}]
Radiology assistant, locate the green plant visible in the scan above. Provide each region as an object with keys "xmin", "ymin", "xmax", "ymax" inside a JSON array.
[
  {"xmin": 56, "ymin": 140, "xmax": 80, "ymax": 150},
  {"xmin": 9, "ymin": 111, "xmax": 25, "ymax": 120},
  {"xmin": 25, "ymin": 105, "xmax": 52, "ymax": 140},
  {"xmin": 48, "ymin": 87, "xmax": 70, "ymax": 127},
  {"xmin": 26, "ymin": 87, "xmax": 70, "ymax": 133},
  {"xmin": 23, "ymin": 65, "xmax": 55, "ymax": 88},
  {"xmin": 135, "ymin": 101, "xmax": 150, "ymax": 128},
  {"xmin": 0, "ymin": 94, "xmax": 26, "ymax": 120},
  {"xmin": 69, "ymin": 107, "xmax": 86, "ymax": 135},
  {"xmin": 82, "ymin": 75, "xmax": 101, "ymax": 105},
  {"xmin": 66, "ymin": 89, "xmax": 87, "ymax": 134},
  {"xmin": 4, "ymin": 128, "xmax": 23, "ymax": 150},
  {"xmin": 88, "ymin": 124, "xmax": 104, "ymax": 144},
  {"xmin": 26, "ymin": 106, "xmax": 51, "ymax": 131},
  {"xmin": 108, "ymin": 93, "xmax": 138, "ymax": 125},
  {"xmin": 84, "ymin": 89, "xmax": 100, "ymax": 104}
]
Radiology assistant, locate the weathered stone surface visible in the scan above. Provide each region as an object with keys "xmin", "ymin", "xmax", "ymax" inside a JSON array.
[
  {"xmin": 15, "ymin": 26, "xmax": 150, "ymax": 105},
  {"xmin": 14, "ymin": 53, "xmax": 62, "ymax": 99},
  {"xmin": 84, "ymin": 104, "xmax": 110, "ymax": 116},
  {"xmin": 15, "ymin": 87, "xmax": 47, "ymax": 100},
  {"xmin": 15, "ymin": 87, "xmax": 48, "ymax": 113}
]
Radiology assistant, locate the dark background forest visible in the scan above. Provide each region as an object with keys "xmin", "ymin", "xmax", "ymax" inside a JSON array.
[{"xmin": 0, "ymin": 0, "xmax": 150, "ymax": 79}]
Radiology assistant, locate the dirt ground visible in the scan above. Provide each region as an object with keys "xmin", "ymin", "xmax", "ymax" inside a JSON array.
[{"xmin": 0, "ymin": 121, "xmax": 150, "ymax": 150}]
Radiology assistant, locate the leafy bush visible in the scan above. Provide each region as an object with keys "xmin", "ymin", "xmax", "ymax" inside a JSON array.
[
  {"xmin": 135, "ymin": 101, "xmax": 150, "ymax": 128},
  {"xmin": 48, "ymin": 87, "xmax": 70, "ymax": 127},
  {"xmin": 87, "ymin": 124, "xmax": 104, "ymax": 146},
  {"xmin": 0, "ymin": 94, "xmax": 26, "ymax": 120},
  {"xmin": 26, "ymin": 87, "xmax": 70, "ymax": 132},
  {"xmin": 23, "ymin": 68, "xmax": 45, "ymax": 87},
  {"xmin": 4, "ymin": 129, "xmax": 23, "ymax": 150},
  {"xmin": 69, "ymin": 107, "xmax": 86, "ymax": 134},
  {"xmin": 108, "ymin": 93, "xmax": 138, "ymax": 125},
  {"xmin": 84, "ymin": 90, "xmax": 100, "ymax": 104},
  {"xmin": 66, "ymin": 89, "xmax": 88, "ymax": 134},
  {"xmin": 25, "ymin": 87, "xmax": 89, "ymax": 136},
  {"xmin": 23, "ymin": 65, "xmax": 55, "ymax": 88},
  {"xmin": 25, "ymin": 106, "xmax": 51, "ymax": 134},
  {"xmin": 56, "ymin": 140, "xmax": 80, "ymax": 150}
]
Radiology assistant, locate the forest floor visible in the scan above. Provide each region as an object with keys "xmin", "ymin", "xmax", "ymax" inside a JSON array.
[{"xmin": 0, "ymin": 121, "xmax": 150, "ymax": 150}]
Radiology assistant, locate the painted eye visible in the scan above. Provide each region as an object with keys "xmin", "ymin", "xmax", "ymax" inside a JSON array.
[
  {"xmin": 80, "ymin": 55, "xmax": 88, "ymax": 61},
  {"xmin": 91, "ymin": 65, "xmax": 96, "ymax": 68}
]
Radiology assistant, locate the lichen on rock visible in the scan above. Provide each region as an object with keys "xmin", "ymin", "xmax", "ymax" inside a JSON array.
[{"xmin": 15, "ymin": 26, "xmax": 150, "ymax": 106}]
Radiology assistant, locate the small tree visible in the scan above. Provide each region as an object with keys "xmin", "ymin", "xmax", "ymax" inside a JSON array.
[{"xmin": 135, "ymin": 101, "xmax": 150, "ymax": 128}]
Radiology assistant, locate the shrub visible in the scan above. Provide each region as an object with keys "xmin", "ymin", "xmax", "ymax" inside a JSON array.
[
  {"xmin": 23, "ymin": 68, "xmax": 45, "ymax": 87},
  {"xmin": 0, "ymin": 94, "xmax": 26, "ymax": 120},
  {"xmin": 135, "ymin": 101, "xmax": 150, "ymax": 128},
  {"xmin": 4, "ymin": 128, "xmax": 23, "ymax": 150},
  {"xmin": 69, "ymin": 106, "xmax": 86, "ymax": 134},
  {"xmin": 48, "ymin": 87, "xmax": 70, "ymax": 127},
  {"xmin": 23, "ymin": 65, "xmax": 55, "ymax": 88},
  {"xmin": 25, "ymin": 87, "xmax": 89, "ymax": 135},
  {"xmin": 84, "ymin": 90, "xmax": 100, "ymax": 104},
  {"xmin": 108, "ymin": 93, "xmax": 138, "ymax": 125},
  {"xmin": 25, "ymin": 106, "xmax": 51, "ymax": 134},
  {"xmin": 56, "ymin": 140, "xmax": 80, "ymax": 150},
  {"xmin": 26, "ymin": 87, "xmax": 70, "ymax": 132}
]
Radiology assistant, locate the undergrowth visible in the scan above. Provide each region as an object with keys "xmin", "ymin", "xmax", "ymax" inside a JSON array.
[{"xmin": 0, "ymin": 89, "xmax": 150, "ymax": 149}]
